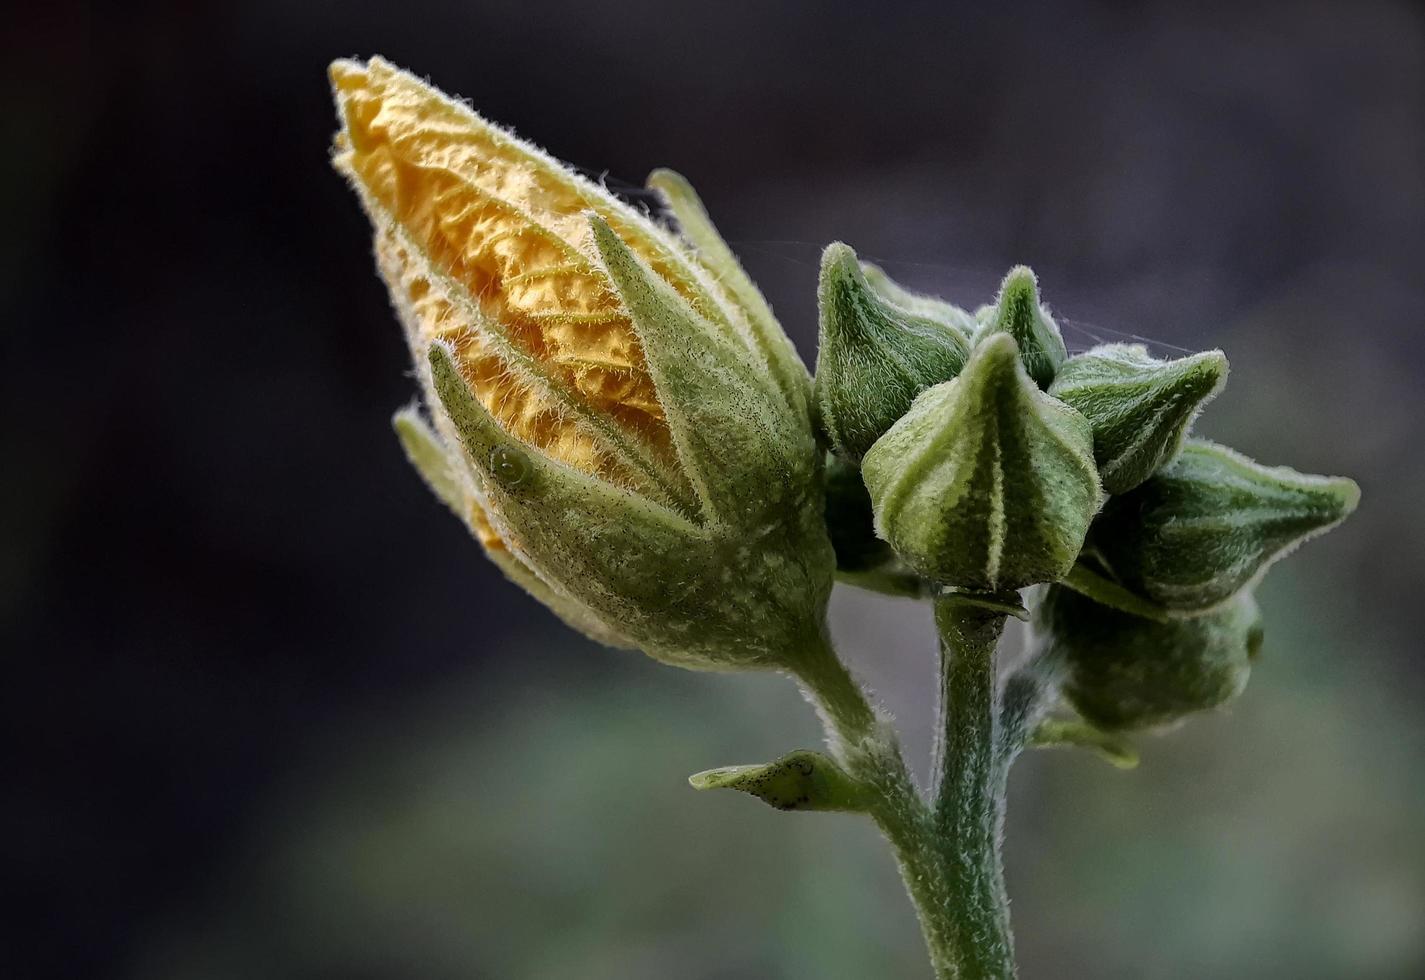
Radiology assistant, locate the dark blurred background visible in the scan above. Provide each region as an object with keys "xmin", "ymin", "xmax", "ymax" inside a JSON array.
[{"xmin": 4, "ymin": 1, "xmax": 1423, "ymax": 977}]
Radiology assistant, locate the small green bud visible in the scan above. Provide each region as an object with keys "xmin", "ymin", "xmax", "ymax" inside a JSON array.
[
  {"xmin": 1035, "ymin": 585, "xmax": 1263, "ymax": 731},
  {"xmin": 978, "ymin": 266, "xmax": 1067, "ymax": 388},
  {"xmin": 1091, "ymin": 440, "xmax": 1361, "ymax": 611},
  {"xmin": 1049, "ymin": 344, "xmax": 1228, "ymax": 495},
  {"xmin": 689, "ymin": 750, "xmax": 867, "ymax": 812},
  {"xmin": 814, "ymin": 242, "xmax": 971, "ymax": 461},
  {"xmin": 862, "ymin": 334, "xmax": 1101, "ymax": 591}
]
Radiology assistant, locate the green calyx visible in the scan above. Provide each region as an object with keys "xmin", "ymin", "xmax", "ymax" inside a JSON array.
[
  {"xmin": 1049, "ymin": 344, "xmax": 1228, "ymax": 495},
  {"xmin": 427, "ymin": 341, "xmax": 831, "ymax": 672},
  {"xmin": 1090, "ymin": 440, "xmax": 1361, "ymax": 612},
  {"xmin": 862, "ymin": 333, "xmax": 1101, "ymax": 592},
  {"xmin": 1035, "ymin": 584, "xmax": 1263, "ymax": 732},
  {"xmin": 976, "ymin": 266, "xmax": 1067, "ymax": 389},
  {"xmin": 689, "ymin": 750, "xmax": 868, "ymax": 812},
  {"xmin": 814, "ymin": 242, "xmax": 971, "ymax": 461}
]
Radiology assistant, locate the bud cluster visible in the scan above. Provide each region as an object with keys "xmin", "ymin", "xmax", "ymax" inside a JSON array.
[{"xmin": 815, "ymin": 247, "xmax": 1358, "ymax": 731}]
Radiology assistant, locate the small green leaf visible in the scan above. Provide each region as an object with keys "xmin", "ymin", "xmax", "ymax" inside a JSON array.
[
  {"xmin": 1035, "ymin": 584, "xmax": 1263, "ymax": 732},
  {"xmin": 862, "ymin": 334, "xmax": 1101, "ymax": 591},
  {"xmin": 689, "ymin": 750, "xmax": 868, "ymax": 812},
  {"xmin": 814, "ymin": 242, "xmax": 971, "ymax": 461},
  {"xmin": 1090, "ymin": 440, "xmax": 1361, "ymax": 611},
  {"xmin": 977, "ymin": 266, "xmax": 1067, "ymax": 388},
  {"xmin": 1049, "ymin": 344, "xmax": 1228, "ymax": 494}
]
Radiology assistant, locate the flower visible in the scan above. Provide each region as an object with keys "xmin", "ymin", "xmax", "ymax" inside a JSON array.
[{"xmin": 330, "ymin": 57, "xmax": 830, "ymax": 669}]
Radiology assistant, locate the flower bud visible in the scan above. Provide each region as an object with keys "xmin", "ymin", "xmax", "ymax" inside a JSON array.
[
  {"xmin": 814, "ymin": 243, "xmax": 970, "ymax": 460},
  {"xmin": 331, "ymin": 57, "xmax": 832, "ymax": 670},
  {"xmin": 1049, "ymin": 343, "xmax": 1228, "ymax": 494},
  {"xmin": 1090, "ymin": 440, "xmax": 1360, "ymax": 612},
  {"xmin": 861, "ymin": 334, "xmax": 1101, "ymax": 591},
  {"xmin": 977, "ymin": 266, "xmax": 1067, "ymax": 388},
  {"xmin": 1035, "ymin": 585, "xmax": 1263, "ymax": 731}
]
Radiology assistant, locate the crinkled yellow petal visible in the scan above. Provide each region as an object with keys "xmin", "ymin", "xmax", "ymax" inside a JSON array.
[{"xmin": 330, "ymin": 56, "xmax": 754, "ymax": 512}]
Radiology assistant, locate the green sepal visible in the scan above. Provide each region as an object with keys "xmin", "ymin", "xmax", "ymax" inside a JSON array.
[
  {"xmin": 647, "ymin": 168, "xmax": 811, "ymax": 417},
  {"xmin": 689, "ymin": 750, "xmax": 868, "ymax": 812},
  {"xmin": 977, "ymin": 266, "xmax": 1067, "ymax": 388},
  {"xmin": 393, "ymin": 404, "xmax": 636, "ymax": 649},
  {"xmin": 814, "ymin": 242, "xmax": 971, "ymax": 461},
  {"xmin": 862, "ymin": 333, "xmax": 1101, "ymax": 591},
  {"xmin": 393, "ymin": 405, "xmax": 466, "ymax": 517},
  {"xmin": 860, "ymin": 261, "xmax": 977, "ymax": 338},
  {"xmin": 1049, "ymin": 344, "xmax": 1227, "ymax": 494},
  {"xmin": 429, "ymin": 343, "xmax": 819, "ymax": 670},
  {"xmin": 1062, "ymin": 561, "xmax": 1170, "ymax": 622},
  {"xmin": 591, "ymin": 214, "xmax": 815, "ymax": 528},
  {"xmin": 1090, "ymin": 440, "xmax": 1361, "ymax": 611},
  {"xmin": 1035, "ymin": 584, "xmax": 1263, "ymax": 732},
  {"xmin": 1028, "ymin": 719, "xmax": 1140, "ymax": 769}
]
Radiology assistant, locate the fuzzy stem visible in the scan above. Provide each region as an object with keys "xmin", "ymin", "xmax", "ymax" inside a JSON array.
[
  {"xmin": 793, "ymin": 629, "xmax": 962, "ymax": 978},
  {"xmin": 932, "ymin": 595, "xmax": 1017, "ymax": 979}
]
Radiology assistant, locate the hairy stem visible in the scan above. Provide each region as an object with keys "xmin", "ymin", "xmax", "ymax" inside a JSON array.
[{"xmin": 932, "ymin": 595, "xmax": 1017, "ymax": 979}]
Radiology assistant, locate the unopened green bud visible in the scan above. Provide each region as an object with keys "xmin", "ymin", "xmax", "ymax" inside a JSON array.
[
  {"xmin": 862, "ymin": 334, "xmax": 1101, "ymax": 591},
  {"xmin": 1091, "ymin": 440, "xmax": 1360, "ymax": 612},
  {"xmin": 814, "ymin": 242, "xmax": 971, "ymax": 460},
  {"xmin": 1036, "ymin": 585, "xmax": 1263, "ymax": 731},
  {"xmin": 689, "ymin": 750, "xmax": 867, "ymax": 812},
  {"xmin": 1049, "ymin": 344, "xmax": 1228, "ymax": 494},
  {"xmin": 978, "ymin": 266, "xmax": 1067, "ymax": 388}
]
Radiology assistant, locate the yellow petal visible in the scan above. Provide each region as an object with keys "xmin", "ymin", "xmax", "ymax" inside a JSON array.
[{"xmin": 330, "ymin": 57, "xmax": 747, "ymax": 512}]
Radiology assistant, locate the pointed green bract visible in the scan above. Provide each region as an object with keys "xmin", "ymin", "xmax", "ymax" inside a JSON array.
[
  {"xmin": 977, "ymin": 266, "xmax": 1067, "ymax": 389},
  {"xmin": 862, "ymin": 334, "xmax": 1100, "ymax": 591},
  {"xmin": 648, "ymin": 168, "xmax": 811, "ymax": 417},
  {"xmin": 1050, "ymin": 344, "xmax": 1228, "ymax": 494},
  {"xmin": 1035, "ymin": 585, "xmax": 1262, "ymax": 732},
  {"xmin": 689, "ymin": 750, "xmax": 868, "ymax": 812},
  {"xmin": 1091, "ymin": 440, "xmax": 1361, "ymax": 612},
  {"xmin": 860, "ymin": 261, "xmax": 977, "ymax": 338},
  {"xmin": 591, "ymin": 214, "xmax": 817, "ymax": 528},
  {"xmin": 814, "ymin": 242, "xmax": 971, "ymax": 461}
]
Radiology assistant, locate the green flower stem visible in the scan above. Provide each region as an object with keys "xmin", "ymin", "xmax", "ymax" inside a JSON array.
[
  {"xmin": 794, "ymin": 618, "xmax": 1019, "ymax": 979},
  {"xmin": 932, "ymin": 595, "xmax": 1017, "ymax": 979}
]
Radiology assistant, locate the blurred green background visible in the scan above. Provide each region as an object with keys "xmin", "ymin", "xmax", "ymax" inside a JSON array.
[{"xmin": 5, "ymin": 1, "xmax": 1422, "ymax": 978}]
